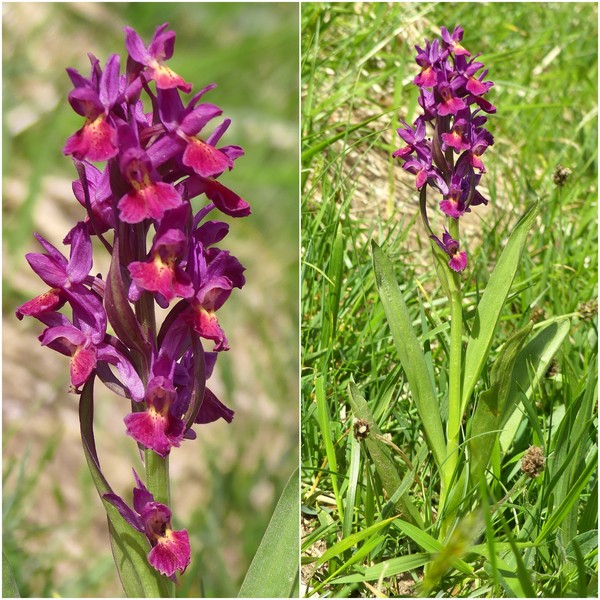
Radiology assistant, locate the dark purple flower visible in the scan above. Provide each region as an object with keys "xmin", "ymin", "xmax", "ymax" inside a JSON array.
[
  {"xmin": 125, "ymin": 24, "xmax": 192, "ymax": 93},
  {"xmin": 37, "ymin": 311, "xmax": 144, "ymax": 399},
  {"xmin": 104, "ymin": 471, "xmax": 191, "ymax": 577},
  {"xmin": 393, "ymin": 25, "xmax": 494, "ymax": 274},
  {"xmin": 182, "ymin": 222, "xmax": 246, "ymax": 351},
  {"xmin": 440, "ymin": 26, "xmax": 470, "ymax": 57},
  {"xmin": 72, "ymin": 163, "xmax": 116, "ymax": 233},
  {"xmin": 128, "ymin": 207, "xmax": 194, "ymax": 306},
  {"xmin": 63, "ymin": 54, "xmax": 122, "ymax": 162},
  {"xmin": 414, "ymin": 38, "xmax": 442, "ymax": 87},
  {"xmin": 432, "ymin": 230, "xmax": 468, "ymax": 272}
]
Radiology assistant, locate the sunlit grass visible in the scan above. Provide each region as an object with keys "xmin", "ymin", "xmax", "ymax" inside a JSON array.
[{"xmin": 301, "ymin": 2, "xmax": 597, "ymax": 597}]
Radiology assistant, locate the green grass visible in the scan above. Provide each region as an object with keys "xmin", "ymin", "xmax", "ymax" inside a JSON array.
[
  {"xmin": 301, "ymin": 3, "xmax": 597, "ymax": 597},
  {"xmin": 3, "ymin": 3, "xmax": 298, "ymax": 598}
]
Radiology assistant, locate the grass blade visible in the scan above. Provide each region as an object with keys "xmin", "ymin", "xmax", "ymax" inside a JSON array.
[
  {"xmin": 499, "ymin": 318, "xmax": 570, "ymax": 452},
  {"xmin": 348, "ymin": 382, "xmax": 423, "ymax": 527}
]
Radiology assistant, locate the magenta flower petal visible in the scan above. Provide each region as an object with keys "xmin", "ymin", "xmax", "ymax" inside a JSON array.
[
  {"xmin": 182, "ymin": 138, "xmax": 233, "ymax": 178},
  {"xmin": 199, "ymin": 178, "xmax": 251, "ymax": 218},
  {"xmin": 63, "ymin": 115, "xmax": 118, "ymax": 162},
  {"xmin": 185, "ymin": 306, "xmax": 229, "ymax": 352},
  {"xmin": 129, "ymin": 259, "xmax": 194, "ymax": 303},
  {"xmin": 15, "ymin": 289, "xmax": 64, "ymax": 320},
  {"xmin": 449, "ymin": 251, "xmax": 468, "ymax": 272},
  {"xmin": 70, "ymin": 346, "xmax": 97, "ymax": 387},
  {"xmin": 118, "ymin": 182, "xmax": 182, "ymax": 224},
  {"xmin": 148, "ymin": 529, "xmax": 191, "ymax": 577},
  {"xmin": 124, "ymin": 410, "xmax": 185, "ymax": 458}
]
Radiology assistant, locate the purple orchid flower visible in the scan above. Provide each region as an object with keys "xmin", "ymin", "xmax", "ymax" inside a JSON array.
[
  {"xmin": 115, "ymin": 125, "xmax": 184, "ymax": 224},
  {"xmin": 440, "ymin": 26, "xmax": 470, "ymax": 57},
  {"xmin": 104, "ymin": 471, "xmax": 191, "ymax": 578},
  {"xmin": 432, "ymin": 229, "xmax": 468, "ymax": 273},
  {"xmin": 181, "ymin": 221, "xmax": 246, "ymax": 352},
  {"xmin": 393, "ymin": 25, "xmax": 494, "ymax": 275},
  {"xmin": 414, "ymin": 38, "xmax": 442, "ymax": 88},
  {"xmin": 125, "ymin": 24, "xmax": 192, "ymax": 93},
  {"xmin": 63, "ymin": 54, "xmax": 122, "ymax": 162},
  {"xmin": 19, "ymin": 22, "xmax": 250, "ymax": 586},
  {"xmin": 150, "ymin": 87, "xmax": 244, "ymax": 179},
  {"xmin": 124, "ymin": 353, "xmax": 185, "ymax": 457},
  {"xmin": 128, "ymin": 205, "xmax": 195, "ymax": 307}
]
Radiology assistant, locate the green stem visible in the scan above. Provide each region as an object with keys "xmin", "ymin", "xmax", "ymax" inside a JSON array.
[
  {"xmin": 439, "ymin": 219, "xmax": 464, "ymax": 532},
  {"xmin": 146, "ymin": 450, "xmax": 174, "ymax": 597},
  {"xmin": 145, "ymin": 450, "xmax": 171, "ymax": 507}
]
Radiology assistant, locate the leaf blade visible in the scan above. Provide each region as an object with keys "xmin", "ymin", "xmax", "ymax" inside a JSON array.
[
  {"xmin": 462, "ymin": 202, "xmax": 538, "ymax": 413},
  {"xmin": 371, "ymin": 241, "xmax": 446, "ymax": 471},
  {"xmin": 238, "ymin": 469, "xmax": 300, "ymax": 598}
]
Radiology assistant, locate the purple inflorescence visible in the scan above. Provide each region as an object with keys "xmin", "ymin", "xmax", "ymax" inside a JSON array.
[
  {"xmin": 393, "ymin": 26, "xmax": 495, "ymax": 272},
  {"xmin": 16, "ymin": 23, "xmax": 249, "ymax": 577}
]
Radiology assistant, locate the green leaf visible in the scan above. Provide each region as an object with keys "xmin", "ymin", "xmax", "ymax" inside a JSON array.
[
  {"xmin": 238, "ymin": 469, "xmax": 299, "ymax": 598},
  {"xmin": 499, "ymin": 318, "xmax": 570, "ymax": 452},
  {"xmin": 79, "ymin": 377, "xmax": 171, "ymax": 598},
  {"xmin": 316, "ymin": 516, "xmax": 398, "ymax": 565},
  {"xmin": 330, "ymin": 553, "xmax": 430, "ymax": 583},
  {"xmin": 301, "ymin": 112, "xmax": 385, "ymax": 162},
  {"xmin": 391, "ymin": 519, "xmax": 475, "ymax": 578},
  {"xmin": 348, "ymin": 383, "xmax": 423, "ymax": 527},
  {"xmin": 371, "ymin": 241, "xmax": 446, "ymax": 471},
  {"xmin": 468, "ymin": 322, "xmax": 533, "ymax": 482},
  {"xmin": 462, "ymin": 202, "xmax": 538, "ymax": 414},
  {"xmin": 535, "ymin": 453, "xmax": 598, "ymax": 545},
  {"xmin": 2, "ymin": 552, "xmax": 20, "ymax": 598},
  {"xmin": 565, "ymin": 530, "xmax": 598, "ymax": 563}
]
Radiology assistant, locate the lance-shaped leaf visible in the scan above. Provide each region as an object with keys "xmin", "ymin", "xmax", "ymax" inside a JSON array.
[
  {"xmin": 372, "ymin": 240, "xmax": 446, "ymax": 471},
  {"xmin": 348, "ymin": 382, "xmax": 423, "ymax": 527},
  {"xmin": 238, "ymin": 469, "xmax": 299, "ymax": 598},
  {"xmin": 467, "ymin": 322, "xmax": 533, "ymax": 482},
  {"xmin": 461, "ymin": 202, "xmax": 538, "ymax": 414},
  {"xmin": 2, "ymin": 553, "xmax": 20, "ymax": 598},
  {"xmin": 105, "ymin": 237, "xmax": 151, "ymax": 357},
  {"xmin": 79, "ymin": 377, "xmax": 171, "ymax": 597}
]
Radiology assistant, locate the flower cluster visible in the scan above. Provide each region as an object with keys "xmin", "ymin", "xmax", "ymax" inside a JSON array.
[
  {"xmin": 393, "ymin": 26, "xmax": 495, "ymax": 272},
  {"xmin": 16, "ymin": 23, "xmax": 248, "ymax": 577}
]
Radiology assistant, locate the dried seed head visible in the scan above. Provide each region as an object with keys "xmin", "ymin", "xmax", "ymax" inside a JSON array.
[
  {"xmin": 353, "ymin": 418, "xmax": 370, "ymax": 441},
  {"xmin": 553, "ymin": 164, "xmax": 572, "ymax": 187},
  {"xmin": 578, "ymin": 298, "xmax": 598, "ymax": 320},
  {"xmin": 530, "ymin": 306, "xmax": 546, "ymax": 323},
  {"xmin": 521, "ymin": 445, "xmax": 546, "ymax": 478},
  {"xmin": 545, "ymin": 359, "xmax": 559, "ymax": 378}
]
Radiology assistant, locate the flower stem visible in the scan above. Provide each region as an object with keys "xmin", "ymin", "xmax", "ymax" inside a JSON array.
[
  {"xmin": 145, "ymin": 450, "xmax": 171, "ymax": 507},
  {"xmin": 440, "ymin": 218, "xmax": 463, "ymax": 530},
  {"xmin": 146, "ymin": 450, "xmax": 174, "ymax": 597}
]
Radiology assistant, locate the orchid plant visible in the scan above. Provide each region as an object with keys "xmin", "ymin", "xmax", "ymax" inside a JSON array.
[
  {"xmin": 350, "ymin": 24, "xmax": 571, "ymax": 579},
  {"xmin": 15, "ymin": 23, "xmax": 257, "ymax": 596}
]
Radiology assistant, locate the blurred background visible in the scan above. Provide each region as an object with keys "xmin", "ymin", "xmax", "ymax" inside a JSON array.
[{"xmin": 3, "ymin": 3, "xmax": 298, "ymax": 597}]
